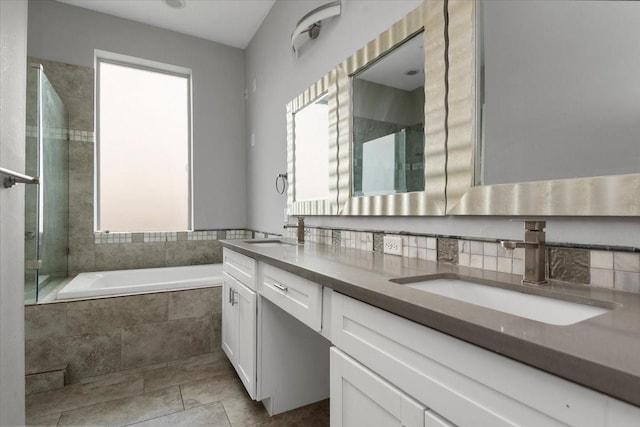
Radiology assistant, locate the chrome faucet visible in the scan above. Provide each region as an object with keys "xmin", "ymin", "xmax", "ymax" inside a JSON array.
[
  {"xmin": 283, "ymin": 216, "xmax": 305, "ymax": 244},
  {"xmin": 501, "ymin": 221, "xmax": 547, "ymax": 284}
]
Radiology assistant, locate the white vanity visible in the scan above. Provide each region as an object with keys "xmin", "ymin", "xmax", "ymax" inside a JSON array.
[
  {"xmin": 221, "ymin": 247, "xmax": 331, "ymax": 416},
  {"xmin": 221, "ymin": 243, "xmax": 640, "ymax": 426}
]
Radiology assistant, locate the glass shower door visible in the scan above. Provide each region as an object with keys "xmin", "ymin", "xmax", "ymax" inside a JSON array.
[
  {"xmin": 24, "ymin": 64, "xmax": 70, "ymax": 303},
  {"xmin": 24, "ymin": 65, "xmax": 42, "ymax": 303}
]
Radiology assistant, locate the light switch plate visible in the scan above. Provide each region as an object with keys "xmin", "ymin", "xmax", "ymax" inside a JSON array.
[{"xmin": 383, "ymin": 236, "xmax": 403, "ymax": 256}]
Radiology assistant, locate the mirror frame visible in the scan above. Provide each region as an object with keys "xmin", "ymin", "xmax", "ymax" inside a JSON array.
[
  {"xmin": 334, "ymin": 0, "xmax": 447, "ymax": 216},
  {"xmin": 286, "ymin": 71, "xmax": 339, "ymax": 215},
  {"xmin": 445, "ymin": 0, "xmax": 640, "ymax": 216}
]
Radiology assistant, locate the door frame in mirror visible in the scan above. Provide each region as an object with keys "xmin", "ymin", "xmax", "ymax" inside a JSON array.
[
  {"xmin": 445, "ymin": 0, "xmax": 640, "ymax": 216},
  {"xmin": 335, "ymin": 0, "xmax": 447, "ymax": 216},
  {"xmin": 286, "ymin": 71, "xmax": 339, "ymax": 215}
]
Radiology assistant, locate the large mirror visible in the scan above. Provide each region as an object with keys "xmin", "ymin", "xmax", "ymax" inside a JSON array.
[
  {"xmin": 335, "ymin": 0, "xmax": 447, "ymax": 215},
  {"xmin": 352, "ymin": 34, "xmax": 425, "ymax": 197},
  {"xmin": 446, "ymin": 0, "xmax": 640, "ymax": 216},
  {"xmin": 286, "ymin": 72, "xmax": 339, "ymax": 215}
]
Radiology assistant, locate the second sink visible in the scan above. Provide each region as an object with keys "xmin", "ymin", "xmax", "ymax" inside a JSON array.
[{"xmin": 392, "ymin": 275, "xmax": 610, "ymax": 326}]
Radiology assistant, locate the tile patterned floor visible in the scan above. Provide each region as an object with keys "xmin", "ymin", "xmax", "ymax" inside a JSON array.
[{"xmin": 26, "ymin": 351, "xmax": 329, "ymax": 426}]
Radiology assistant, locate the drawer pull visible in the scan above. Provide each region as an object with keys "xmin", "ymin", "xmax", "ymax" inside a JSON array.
[{"xmin": 273, "ymin": 282, "xmax": 289, "ymax": 293}]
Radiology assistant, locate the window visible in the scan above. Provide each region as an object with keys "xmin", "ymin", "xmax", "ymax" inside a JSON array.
[{"xmin": 96, "ymin": 53, "xmax": 191, "ymax": 232}]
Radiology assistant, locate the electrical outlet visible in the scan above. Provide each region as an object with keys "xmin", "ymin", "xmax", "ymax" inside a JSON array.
[{"xmin": 383, "ymin": 236, "xmax": 403, "ymax": 256}]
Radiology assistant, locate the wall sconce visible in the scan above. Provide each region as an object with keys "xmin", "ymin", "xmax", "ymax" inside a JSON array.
[{"xmin": 291, "ymin": 0, "xmax": 341, "ymax": 55}]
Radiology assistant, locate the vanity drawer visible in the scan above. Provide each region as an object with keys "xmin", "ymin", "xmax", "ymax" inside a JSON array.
[
  {"xmin": 223, "ymin": 248, "xmax": 257, "ymax": 291},
  {"xmin": 261, "ymin": 264, "xmax": 323, "ymax": 331}
]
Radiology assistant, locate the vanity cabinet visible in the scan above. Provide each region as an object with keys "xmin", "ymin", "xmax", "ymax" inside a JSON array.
[
  {"xmin": 222, "ymin": 249, "xmax": 330, "ymax": 416},
  {"xmin": 331, "ymin": 292, "xmax": 640, "ymax": 427},
  {"xmin": 221, "ymin": 249, "xmax": 258, "ymax": 399},
  {"xmin": 221, "ymin": 271, "xmax": 257, "ymax": 399}
]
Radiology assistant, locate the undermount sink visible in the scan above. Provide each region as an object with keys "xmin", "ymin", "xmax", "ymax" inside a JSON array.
[
  {"xmin": 244, "ymin": 239, "xmax": 297, "ymax": 247},
  {"xmin": 391, "ymin": 275, "xmax": 610, "ymax": 326}
]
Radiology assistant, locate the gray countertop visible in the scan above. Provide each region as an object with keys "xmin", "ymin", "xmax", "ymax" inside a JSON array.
[{"xmin": 221, "ymin": 239, "xmax": 640, "ymax": 407}]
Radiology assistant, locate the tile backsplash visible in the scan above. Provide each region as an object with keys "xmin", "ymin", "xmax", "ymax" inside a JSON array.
[{"xmin": 284, "ymin": 224, "xmax": 640, "ymax": 294}]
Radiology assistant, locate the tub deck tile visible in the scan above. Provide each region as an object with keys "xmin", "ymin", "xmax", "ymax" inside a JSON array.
[
  {"xmin": 168, "ymin": 287, "xmax": 220, "ymax": 320},
  {"xmin": 25, "ymin": 330, "xmax": 122, "ymax": 383},
  {"xmin": 121, "ymin": 316, "xmax": 213, "ymax": 369},
  {"xmin": 66, "ymin": 293, "xmax": 169, "ymax": 334}
]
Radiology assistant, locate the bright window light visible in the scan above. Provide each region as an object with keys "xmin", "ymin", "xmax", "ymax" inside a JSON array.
[
  {"xmin": 294, "ymin": 95, "xmax": 330, "ymax": 201},
  {"xmin": 97, "ymin": 59, "xmax": 191, "ymax": 232}
]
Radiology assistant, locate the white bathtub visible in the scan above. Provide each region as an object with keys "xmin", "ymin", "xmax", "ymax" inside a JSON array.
[{"xmin": 57, "ymin": 264, "xmax": 223, "ymax": 300}]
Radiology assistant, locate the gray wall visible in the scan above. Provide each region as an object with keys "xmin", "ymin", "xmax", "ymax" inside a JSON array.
[
  {"xmin": 245, "ymin": 0, "xmax": 640, "ymax": 247},
  {"xmin": 0, "ymin": 0, "xmax": 27, "ymax": 424},
  {"xmin": 27, "ymin": 0, "xmax": 247, "ymax": 230}
]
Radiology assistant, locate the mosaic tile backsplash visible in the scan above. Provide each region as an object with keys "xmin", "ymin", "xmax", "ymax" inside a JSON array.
[{"xmin": 284, "ymin": 225, "xmax": 640, "ymax": 294}]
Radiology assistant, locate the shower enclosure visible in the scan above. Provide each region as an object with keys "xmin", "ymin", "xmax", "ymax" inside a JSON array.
[{"xmin": 24, "ymin": 64, "xmax": 69, "ymax": 303}]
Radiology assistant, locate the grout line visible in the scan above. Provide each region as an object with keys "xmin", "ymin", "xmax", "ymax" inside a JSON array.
[
  {"xmin": 178, "ymin": 384, "xmax": 186, "ymax": 411},
  {"xmin": 220, "ymin": 400, "xmax": 235, "ymax": 427}
]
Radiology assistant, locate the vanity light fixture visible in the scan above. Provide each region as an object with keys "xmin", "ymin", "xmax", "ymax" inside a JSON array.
[
  {"xmin": 163, "ymin": 0, "xmax": 186, "ymax": 9},
  {"xmin": 291, "ymin": 0, "xmax": 341, "ymax": 55}
]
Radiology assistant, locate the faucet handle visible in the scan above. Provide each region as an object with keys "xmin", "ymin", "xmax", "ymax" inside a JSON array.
[{"xmin": 524, "ymin": 220, "xmax": 546, "ymax": 231}]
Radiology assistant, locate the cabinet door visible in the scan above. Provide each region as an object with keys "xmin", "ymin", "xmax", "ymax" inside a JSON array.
[
  {"xmin": 221, "ymin": 273, "xmax": 238, "ymax": 364},
  {"xmin": 235, "ymin": 279, "xmax": 257, "ymax": 399},
  {"xmin": 331, "ymin": 348, "xmax": 425, "ymax": 427}
]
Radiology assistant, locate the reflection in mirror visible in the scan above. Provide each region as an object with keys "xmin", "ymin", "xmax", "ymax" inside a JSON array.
[
  {"xmin": 286, "ymin": 72, "xmax": 337, "ymax": 215},
  {"xmin": 478, "ymin": 0, "xmax": 640, "ymax": 185},
  {"xmin": 352, "ymin": 32, "xmax": 425, "ymax": 197},
  {"xmin": 293, "ymin": 94, "xmax": 329, "ymax": 201},
  {"xmin": 445, "ymin": 0, "xmax": 639, "ymax": 216}
]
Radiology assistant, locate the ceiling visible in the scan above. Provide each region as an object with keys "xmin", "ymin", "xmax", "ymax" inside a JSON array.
[
  {"xmin": 357, "ymin": 33, "xmax": 424, "ymax": 92},
  {"xmin": 56, "ymin": 0, "xmax": 276, "ymax": 49}
]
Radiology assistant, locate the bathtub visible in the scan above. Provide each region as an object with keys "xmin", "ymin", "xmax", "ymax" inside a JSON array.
[{"xmin": 57, "ymin": 264, "xmax": 223, "ymax": 300}]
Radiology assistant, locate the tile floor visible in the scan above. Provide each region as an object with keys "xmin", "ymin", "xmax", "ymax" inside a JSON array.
[{"xmin": 26, "ymin": 351, "xmax": 329, "ymax": 426}]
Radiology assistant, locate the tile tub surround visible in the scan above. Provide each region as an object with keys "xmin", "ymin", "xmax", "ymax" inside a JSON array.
[
  {"xmin": 285, "ymin": 225, "xmax": 640, "ymax": 293},
  {"xmin": 25, "ymin": 351, "xmax": 329, "ymax": 427},
  {"xmin": 25, "ymin": 287, "xmax": 221, "ymax": 384},
  {"xmin": 67, "ymin": 228, "xmax": 260, "ymax": 276}
]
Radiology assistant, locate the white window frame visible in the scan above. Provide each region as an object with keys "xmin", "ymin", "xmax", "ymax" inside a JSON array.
[{"xmin": 94, "ymin": 50, "xmax": 193, "ymax": 232}]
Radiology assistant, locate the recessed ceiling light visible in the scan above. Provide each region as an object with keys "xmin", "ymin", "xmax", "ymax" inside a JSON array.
[
  {"xmin": 405, "ymin": 69, "xmax": 419, "ymax": 76},
  {"xmin": 163, "ymin": 0, "xmax": 186, "ymax": 9}
]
